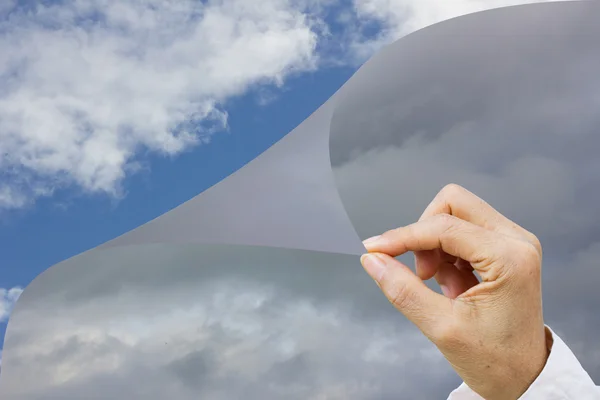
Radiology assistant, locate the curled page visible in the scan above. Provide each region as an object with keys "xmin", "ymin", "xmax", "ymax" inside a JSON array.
[
  {"xmin": 328, "ymin": 0, "xmax": 600, "ymax": 386},
  {"xmin": 329, "ymin": 0, "xmax": 600, "ymax": 244},
  {"xmin": 2, "ymin": 1, "xmax": 600, "ymax": 399},
  {"xmin": 102, "ymin": 96, "xmax": 365, "ymax": 256}
]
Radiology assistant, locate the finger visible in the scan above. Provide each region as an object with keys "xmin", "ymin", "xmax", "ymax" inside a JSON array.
[
  {"xmin": 360, "ymin": 252, "xmax": 452, "ymax": 336},
  {"xmin": 414, "ymin": 249, "xmax": 456, "ymax": 280},
  {"xmin": 436, "ymin": 262, "xmax": 479, "ymax": 299},
  {"xmin": 415, "ymin": 184, "xmax": 536, "ymax": 292},
  {"xmin": 420, "ymin": 184, "xmax": 541, "ymax": 255},
  {"xmin": 414, "ymin": 250, "xmax": 441, "ymax": 280},
  {"xmin": 363, "ymin": 214, "xmax": 511, "ymax": 281},
  {"xmin": 455, "ymin": 258, "xmax": 475, "ymax": 274},
  {"xmin": 414, "ymin": 250, "xmax": 478, "ymax": 299}
]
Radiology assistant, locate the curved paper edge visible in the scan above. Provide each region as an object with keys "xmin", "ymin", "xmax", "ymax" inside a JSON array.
[
  {"xmin": 328, "ymin": 0, "xmax": 600, "ymax": 239},
  {"xmin": 101, "ymin": 93, "xmax": 364, "ymax": 256}
]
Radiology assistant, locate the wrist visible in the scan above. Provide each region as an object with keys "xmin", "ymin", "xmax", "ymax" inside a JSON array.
[
  {"xmin": 506, "ymin": 328, "xmax": 553, "ymax": 400},
  {"xmin": 479, "ymin": 328, "xmax": 551, "ymax": 400}
]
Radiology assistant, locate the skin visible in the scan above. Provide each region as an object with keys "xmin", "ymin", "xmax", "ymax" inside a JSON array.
[{"xmin": 360, "ymin": 184, "xmax": 552, "ymax": 400}]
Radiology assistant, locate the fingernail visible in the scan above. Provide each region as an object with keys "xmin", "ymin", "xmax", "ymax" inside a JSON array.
[
  {"xmin": 362, "ymin": 235, "xmax": 382, "ymax": 247},
  {"xmin": 360, "ymin": 253, "xmax": 387, "ymax": 281}
]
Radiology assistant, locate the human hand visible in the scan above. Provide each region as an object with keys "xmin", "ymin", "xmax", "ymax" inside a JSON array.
[{"xmin": 360, "ymin": 184, "xmax": 551, "ymax": 400}]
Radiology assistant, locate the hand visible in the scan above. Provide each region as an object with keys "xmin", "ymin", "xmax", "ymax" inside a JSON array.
[{"xmin": 360, "ymin": 184, "xmax": 551, "ymax": 400}]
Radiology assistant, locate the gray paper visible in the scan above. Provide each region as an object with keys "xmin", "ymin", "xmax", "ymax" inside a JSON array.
[{"xmin": 2, "ymin": 1, "xmax": 600, "ymax": 398}]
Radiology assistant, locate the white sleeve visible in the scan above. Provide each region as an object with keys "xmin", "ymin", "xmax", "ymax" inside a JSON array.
[{"xmin": 447, "ymin": 326, "xmax": 600, "ymax": 400}]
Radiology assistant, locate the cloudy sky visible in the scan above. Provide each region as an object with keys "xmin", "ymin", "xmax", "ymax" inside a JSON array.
[
  {"xmin": 2, "ymin": 244, "xmax": 459, "ymax": 399},
  {"xmin": 2, "ymin": 0, "xmax": 597, "ymax": 399}
]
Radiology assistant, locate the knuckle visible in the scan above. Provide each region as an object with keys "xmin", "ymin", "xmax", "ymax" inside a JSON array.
[
  {"xmin": 385, "ymin": 226, "xmax": 405, "ymax": 241},
  {"xmin": 433, "ymin": 213, "xmax": 453, "ymax": 224},
  {"xmin": 381, "ymin": 227, "xmax": 399, "ymax": 239},
  {"xmin": 431, "ymin": 322, "xmax": 460, "ymax": 347},
  {"xmin": 440, "ymin": 183, "xmax": 465, "ymax": 199},
  {"xmin": 390, "ymin": 223, "xmax": 415, "ymax": 242},
  {"xmin": 526, "ymin": 232, "xmax": 543, "ymax": 256},
  {"xmin": 433, "ymin": 213, "xmax": 458, "ymax": 232},
  {"xmin": 390, "ymin": 225, "xmax": 405, "ymax": 234},
  {"xmin": 515, "ymin": 240, "xmax": 542, "ymax": 270}
]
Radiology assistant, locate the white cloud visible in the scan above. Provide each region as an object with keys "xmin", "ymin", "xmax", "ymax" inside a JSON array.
[
  {"xmin": 0, "ymin": 0, "xmax": 321, "ymax": 209},
  {"xmin": 0, "ymin": 286, "xmax": 23, "ymax": 370},
  {"xmin": 2, "ymin": 277, "xmax": 447, "ymax": 399},
  {"xmin": 350, "ymin": 0, "xmax": 565, "ymax": 57},
  {"xmin": 0, "ymin": 0, "xmax": 574, "ymax": 211},
  {"xmin": 0, "ymin": 287, "xmax": 23, "ymax": 323}
]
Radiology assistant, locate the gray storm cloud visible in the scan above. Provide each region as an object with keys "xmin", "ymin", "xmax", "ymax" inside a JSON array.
[
  {"xmin": 1, "ymin": 244, "xmax": 457, "ymax": 399},
  {"xmin": 1, "ymin": 1, "xmax": 599, "ymax": 399}
]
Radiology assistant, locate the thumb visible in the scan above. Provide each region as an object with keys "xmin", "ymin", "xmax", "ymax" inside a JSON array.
[{"xmin": 360, "ymin": 252, "xmax": 453, "ymax": 336}]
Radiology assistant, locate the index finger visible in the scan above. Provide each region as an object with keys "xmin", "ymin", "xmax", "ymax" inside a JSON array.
[
  {"xmin": 420, "ymin": 184, "xmax": 541, "ymax": 255},
  {"xmin": 364, "ymin": 214, "xmax": 514, "ymax": 280}
]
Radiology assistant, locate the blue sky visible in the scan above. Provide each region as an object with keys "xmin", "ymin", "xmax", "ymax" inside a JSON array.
[
  {"xmin": 0, "ymin": 0, "xmax": 555, "ymax": 363},
  {"xmin": 0, "ymin": 0, "xmax": 371, "ymax": 352},
  {"xmin": 0, "ymin": 64, "xmax": 357, "ymax": 346}
]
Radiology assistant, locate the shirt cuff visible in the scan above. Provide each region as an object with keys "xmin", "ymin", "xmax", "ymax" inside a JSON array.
[{"xmin": 447, "ymin": 326, "xmax": 599, "ymax": 400}]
